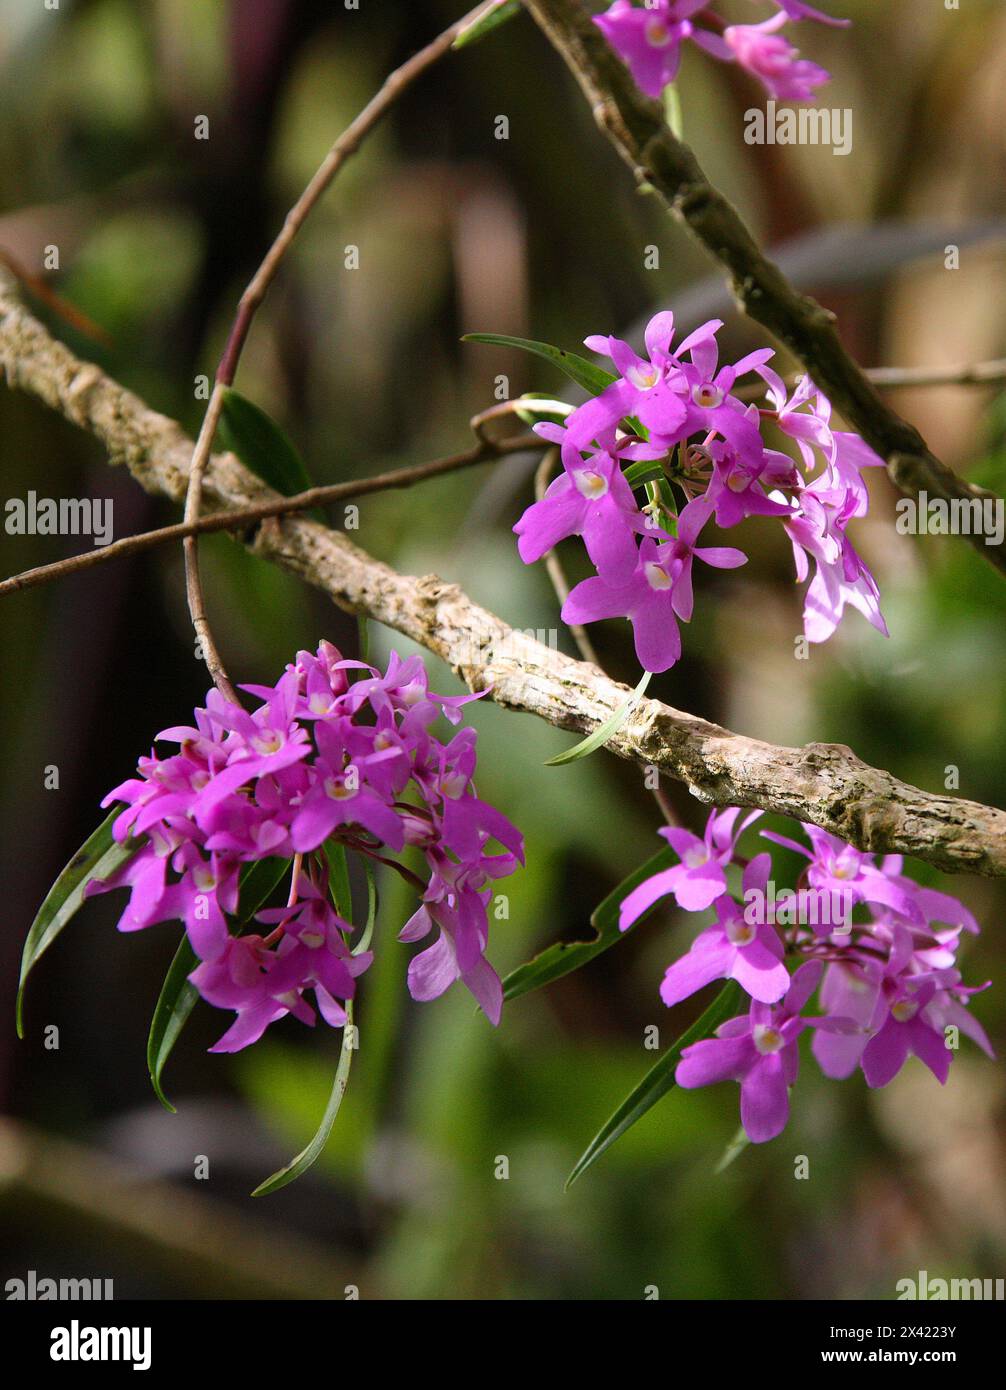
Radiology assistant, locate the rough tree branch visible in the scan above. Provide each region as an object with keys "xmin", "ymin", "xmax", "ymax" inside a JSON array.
[
  {"xmin": 2, "ymin": 272, "xmax": 1004, "ymax": 876},
  {"xmin": 520, "ymin": 0, "xmax": 1006, "ymax": 577}
]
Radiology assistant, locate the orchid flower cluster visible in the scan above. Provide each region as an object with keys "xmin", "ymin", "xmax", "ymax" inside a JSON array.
[
  {"xmin": 595, "ymin": 1, "xmax": 846, "ymax": 103},
  {"xmin": 513, "ymin": 311, "xmax": 888, "ymax": 673},
  {"xmin": 619, "ymin": 808, "xmax": 992, "ymax": 1142},
  {"xmin": 87, "ymin": 642, "xmax": 523, "ymax": 1051}
]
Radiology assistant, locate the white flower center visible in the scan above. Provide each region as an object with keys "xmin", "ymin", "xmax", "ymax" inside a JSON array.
[
  {"xmin": 726, "ymin": 918, "xmax": 755, "ymax": 946},
  {"xmin": 628, "ymin": 363, "xmax": 660, "ymax": 390},
  {"xmin": 441, "ymin": 772, "xmax": 467, "ymax": 799},
  {"xmin": 891, "ymin": 999, "xmax": 918, "ymax": 1023},
  {"xmin": 252, "ymin": 731, "xmax": 282, "ymax": 756},
  {"xmin": 574, "ymin": 469, "xmax": 609, "ymax": 500},
  {"xmin": 309, "ymin": 693, "xmax": 333, "ymax": 714},
  {"xmin": 325, "ymin": 776, "xmax": 356, "ymax": 801},
  {"xmin": 683, "ymin": 847, "xmax": 708, "ymax": 869},
  {"xmin": 753, "ymin": 1024, "xmax": 785, "ymax": 1055},
  {"xmin": 726, "ymin": 471, "xmax": 750, "ymax": 493},
  {"xmin": 645, "ymin": 560, "xmax": 672, "ymax": 591},
  {"xmin": 300, "ymin": 929, "xmax": 325, "ymax": 949},
  {"xmin": 645, "ymin": 19, "xmax": 672, "ymax": 48},
  {"xmin": 692, "ymin": 382, "xmax": 724, "ymax": 409}
]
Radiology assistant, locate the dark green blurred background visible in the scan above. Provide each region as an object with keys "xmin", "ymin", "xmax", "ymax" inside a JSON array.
[{"xmin": 1, "ymin": 0, "xmax": 1004, "ymax": 1299}]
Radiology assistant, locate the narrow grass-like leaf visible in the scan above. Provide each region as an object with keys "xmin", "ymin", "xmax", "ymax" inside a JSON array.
[
  {"xmin": 146, "ymin": 937, "xmax": 199, "ymax": 1113},
  {"xmin": 323, "ymin": 841, "xmax": 352, "ymax": 918},
  {"xmin": 17, "ymin": 806, "xmax": 138, "ymax": 1037},
  {"xmin": 452, "ymin": 0, "xmax": 521, "ymax": 48},
  {"xmin": 217, "ymin": 388, "xmax": 321, "ymax": 517},
  {"xmin": 146, "ymin": 856, "xmax": 291, "ymax": 1111},
  {"xmin": 355, "ymin": 857, "xmax": 378, "ymax": 957},
  {"xmin": 503, "ymin": 843, "xmax": 677, "ymax": 1003},
  {"xmin": 565, "ymin": 981, "xmax": 742, "ymax": 1189},
  {"xmin": 714, "ymin": 1125, "xmax": 751, "ymax": 1175},
  {"xmin": 251, "ymin": 853, "xmax": 376, "ymax": 1195},
  {"xmin": 463, "ymin": 333, "xmax": 617, "ymax": 397},
  {"xmin": 251, "ymin": 1000, "xmax": 356, "ymax": 1197},
  {"xmin": 545, "ymin": 671, "xmax": 652, "ymax": 766}
]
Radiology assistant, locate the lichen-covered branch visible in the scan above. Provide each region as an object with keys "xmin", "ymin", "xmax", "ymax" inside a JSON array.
[
  {"xmin": 2, "ymin": 271, "xmax": 1004, "ymax": 875},
  {"xmin": 520, "ymin": 0, "xmax": 1006, "ymax": 577}
]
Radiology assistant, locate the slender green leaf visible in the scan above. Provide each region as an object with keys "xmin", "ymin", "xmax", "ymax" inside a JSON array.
[
  {"xmin": 355, "ymin": 857, "xmax": 378, "ymax": 957},
  {"xmin": 250, "ymin": 851, "xmax": 376, "ymax": 1195},
  {"xmin": 146, "ymin": 937, "xmax": 199, "ymax": 1113},
  {"xmin": 146, "ymin": 856, "xmax": 291, "ymax": 1111},
  {"xmin": 545, "ymin": 670, "xmax": 652, "ymax": 766},
  {"xmin": 714, "ymin": 1125, "xmax": 751, "ymax": 1175},
  {"xmin": 565, "ymin": 981, "xmax": 742, "ymax": 1189},
  {"xmin": 323, "ymin": 841, "xmax": 353, "ymax": 919},
  {"xmin": 503, "ymin": 842, "xmax": 677, "ymax": 1003},
  {"xmin": 17, "ymin": 806, "xmax": 139, "ymax": 1037},
  {"xmin": 452, "ymin": 0, "xmax": 521, "ymax": 49},
  {"xmin": 463, "ymin": 333, "xmax": 617, "ymax": 397},
  {"xmin": 217, "ymin": 388, "xmax": 321, "ymax": 517},
  {"xmin": 251, "ymin": 1000, "xmax": 356, "ymax": 1197}
]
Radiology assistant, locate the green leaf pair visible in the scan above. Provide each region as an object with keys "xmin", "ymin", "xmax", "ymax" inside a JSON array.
[{"xmin": 16, "ymin": 805, "xmax": 140, "ymax": 1038}]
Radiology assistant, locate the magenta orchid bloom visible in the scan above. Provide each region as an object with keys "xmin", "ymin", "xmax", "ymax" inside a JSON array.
[
  {"xmin": 88, "ymin": 642, "xmax": 523, "ymax": 1046},
  {"xmin": 594, "ymin": 1, "xmax": 728, "ymax": 100},
  {"xmin": 724, "ymin": 15, "xmax": 830, "ymax": 102},
  {"xmin": 676, "ymin": 961, "xmax": 851, "ymax": 1143},
  {"xmin": 860, "ymin": 977, "xmax": 952, "ymax": 1089},
  {"xmin": 622, "ymin": 807, "xmax": 991, "ymax": 1143},
  {"xmin": 620, "ymin": 806, "xmax": 762, "ymax": 924},
  {"xmin": 595, "ymin": 1, "xmax": 846, "ymax": 105},
  {"xmin": 659, "ymin": 855, "xmax": 790, "ymax": 1007},
  {"xmin": 513, "ymin": 446, "xmax": 650, "ymax": 581},
  {"xmin": 511, "ymin": 313, "xmax": 890, "ymax": 674},
  {"xmin": 562, "ymin": 498, "xmax": 745, "ymax": 672}
]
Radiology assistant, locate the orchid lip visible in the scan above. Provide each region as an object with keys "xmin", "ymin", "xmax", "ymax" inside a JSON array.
[
  {"xmin": 644, "ymin": 560, "xmax": 673, "ymax": 591},
  {"xmin": 645, "ymin": 19, "xmax": 673, "ymax": 48},
  {"xmin": 251, "ymin": 731, "xmax": 283, "ymax": 756},
  {"xmin": 628, "ymin": 363, "xmax": 661, "ymax": 390},
  {"xmin": 726, "ymin": 919, "xmax": 756, "ymax": 946},
  {"xmin": 325, "ymin": 777, "xmax": 356, "ymax": 801},
  {"xmin": 574, "ymin": 468, "xmax": 609, "ymax": 500},
  {"xmin": 692, "ymin": 382, "xmax": 724, "ymax": 409},
  {"xmin": 753, "ymin": 1024, "xmax": 785, "ymax": 1055}
]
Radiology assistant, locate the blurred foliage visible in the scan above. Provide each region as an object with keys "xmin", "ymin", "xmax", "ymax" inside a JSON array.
[{"xmin": 1, "ymin": 0, "xmax": 1005, "ymax": 1300}]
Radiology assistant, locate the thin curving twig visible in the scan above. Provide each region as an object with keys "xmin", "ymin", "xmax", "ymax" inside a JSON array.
[
  {"xmin": 181, "ymin": 0, "xmax": 505, "ymax": 700},
  {"xmin": 0, "ymin": 432, "xmax": 544, "ymax": 598}
]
